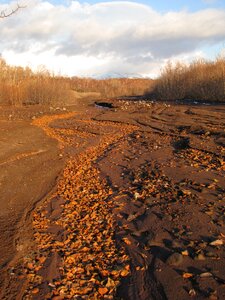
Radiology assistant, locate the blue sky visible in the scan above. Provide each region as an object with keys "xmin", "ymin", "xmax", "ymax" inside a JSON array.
[
  {"xmin": 1, "ymin": 0, "xmax": 224, "ymax": 12},
  {"xmin": 0, "ymin": 0, "xmax": 225, "ymax": 77},
  {"xmin": 44, "ymin": 0, "xmax": 225, "ymax": 12}
]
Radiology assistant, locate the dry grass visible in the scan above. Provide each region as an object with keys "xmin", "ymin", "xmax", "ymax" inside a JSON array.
[
  {"xmin": 70, "ymin": 77, "xmax": 154, "ymax": 99},
  {"xmin": 154, "ymin": 57, "xmax": 225, "ymax": 102}
]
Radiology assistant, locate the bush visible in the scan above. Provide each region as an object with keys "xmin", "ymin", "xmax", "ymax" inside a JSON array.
[
  {"xmin": 0, "ymin": 59, "xmax": 71, "ymax": 106},
  {"xmin": 154, "ymin": 57, "xmax": 225, "ymax": 102},
  {"xmin": 0, "ymin": 58, "xmax": 154, "ymax": 106}
]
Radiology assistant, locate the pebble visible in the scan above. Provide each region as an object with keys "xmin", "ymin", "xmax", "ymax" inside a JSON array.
[
  {"xmin": 127, "ymin": 214, "xmax": 137, "ymax": 222},
  {"xmin": 172, "ymin": 240, "xmax": 183, "ymax": 249},
  {"xmin": 198, "ymin": 242, "xmax": 207, "ymax": 248},
  {"xmin": 132, "ymin": 231, "xmax": 142, "ymax": 237},
  {"xmin": 200, "ymin": 272, "xmax": 213, "ymax": 278},
  {"xmin": 134, "ymin": 192, "xmax": 141, "ymax": 200},
  {"xmin": 195, "ymin": 253, "xmax": 206, "ymax": 260},
  {"xmin": 205, "ymin": 251, "xmax": 216, "ymax": 258},
  {"xmin": 145, "ymin": 198, "xmax": 153, "ymax": 205},
  {"xmin": 189, "ymin": 289, "xmax": 196, "ymax": 297},
  {"xmin": 209, "ymin": 294, "xmax": 218, "ymax": 300},
  {"xmin": 166, "ymin": 253, "xmax": 183, "ymax": 266}
]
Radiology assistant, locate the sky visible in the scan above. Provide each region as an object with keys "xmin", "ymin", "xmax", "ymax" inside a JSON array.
[{"xmin": 0, "ymin": 0, "xmax": 225, "ymax": 78}]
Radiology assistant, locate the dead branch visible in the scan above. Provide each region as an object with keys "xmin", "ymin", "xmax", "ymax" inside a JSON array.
[{"xmin": 0, "ymin": 3, "xmax": 25, "ymax": 18}]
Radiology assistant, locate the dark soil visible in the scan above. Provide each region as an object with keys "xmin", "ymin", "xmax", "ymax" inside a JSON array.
[{"xmin": 0, "ymin": 99, "xmax": 224, "ymax": 300}]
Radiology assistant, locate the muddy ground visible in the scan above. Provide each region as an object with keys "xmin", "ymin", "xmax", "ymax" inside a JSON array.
[{"xmin": 0, "ymin": 99, "xmax": 224, "ymax": 300}]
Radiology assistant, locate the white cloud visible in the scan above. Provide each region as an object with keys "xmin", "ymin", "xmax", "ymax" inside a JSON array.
[{"xmin": 0, "ymin": 0, "xmax": 225, "ymax": 77}]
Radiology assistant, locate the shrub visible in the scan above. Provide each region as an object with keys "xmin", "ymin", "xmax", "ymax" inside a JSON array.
[{"xmin": 154, "ymin": 57, "xmax": 225, "ymax": 102}]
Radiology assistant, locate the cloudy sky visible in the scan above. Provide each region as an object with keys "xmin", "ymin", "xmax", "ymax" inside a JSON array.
[{"xmin": 0, "ymin": 0, "xmax": 225, "ymax": 77}]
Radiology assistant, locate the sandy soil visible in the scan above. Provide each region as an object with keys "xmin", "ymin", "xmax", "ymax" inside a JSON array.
[{"xmin": 0, "ymin": 100, "xmax": 224, "ymax": 300}]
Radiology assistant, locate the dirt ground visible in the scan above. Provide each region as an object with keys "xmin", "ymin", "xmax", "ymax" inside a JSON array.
[{"xmin": 0, "ymin": 99, "xmax": 224, "ymax": 300}]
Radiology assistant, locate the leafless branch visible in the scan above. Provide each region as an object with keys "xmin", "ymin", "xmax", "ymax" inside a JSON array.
[{"xmin": 0, "ymin": 3, "xmax": 25, "ymax": 18}]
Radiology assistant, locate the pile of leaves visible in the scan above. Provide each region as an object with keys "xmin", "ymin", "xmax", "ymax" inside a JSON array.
[
  {"xmin": 22, "ymin": 113, "xmax": 138, "ymax": 299},
  {"xmin": 176, "ymin": 148, "xmax": 225, "ymax": 171}
]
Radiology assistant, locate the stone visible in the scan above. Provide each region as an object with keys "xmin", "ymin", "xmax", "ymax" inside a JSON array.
[
  {"xmin": 172, "ymin": 240, "xmax": 183, "ymax": 249},
  {"xmin": 205, "ymin": 251, "xmax": 216, "ymax": 258},
  {"xmin": 200, "ymin": 272, "xmax": 213, "ymax": 278},
  {"xmin": 166, "ymin": 252, "xmax": 183, "ymax": 266},
  {"xmin": 195, "ymin": 253, "xmax": 206, "ymax": 260}
]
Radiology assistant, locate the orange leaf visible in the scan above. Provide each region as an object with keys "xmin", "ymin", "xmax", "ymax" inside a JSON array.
[
  {"xmin": 123, "ymin": 237, "xmax": 131, "ymax": 245},
  {"xmin": 32, "ymin": 288, "xmax": 39, "ymax": 294},
  {"xmin": 183, "ymin": 273, "xmax": 193, "ymax": 279},
  {"xmin": 98, "ymin": 287, "xmax": 108, "ymax": 295},
  {"xmin": 121, "ymin": 269, "xmax": 130, "ymax": 277}
]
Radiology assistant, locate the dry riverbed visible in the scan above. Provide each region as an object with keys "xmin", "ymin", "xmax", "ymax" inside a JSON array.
[{"xmin": 0, "ymin": 99, "xmax": 225, "ymax": 300}]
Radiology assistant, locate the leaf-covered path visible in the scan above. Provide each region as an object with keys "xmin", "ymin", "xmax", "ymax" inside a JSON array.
[{"xmin": 23, "ymin": 112, "xmax": 138, "ymax": 299}]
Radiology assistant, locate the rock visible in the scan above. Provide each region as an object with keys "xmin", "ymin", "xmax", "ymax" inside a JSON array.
[
  {"xmin": 195, "ymin": 253, "xmax": 206, "ymax": 260},
  {"xmin": 186, "ymin": 231, "xmax": 193, "ymax": 236},
  {"xmin": 145, "ymin": 198, "xmax": 153, "ymax": 205},
  {"xmin": 189, "ymin": 289, "xmax": 196, "ymax": 297},
  {"xmin": 198, "ymin": 242, "xmax": 207, "ymax": 248},
  {"xmin": 205, "ymin": 251, "xmax": 216, "ymax": 258},
  {"xmin": 200, "ymin": 272, "xmax": 213, "ymax": 278},
  {"xmin": 182, "ymin": 189, "xmax": 192, "ymax": 196},
  {"xmin": 145, "ymin": 231, "xmax": 157, "ymax": 246},
  {"xmin": 209, "ymin": 294, "xmax": 218, "ymax": 300},
  {"xmin": 134, "ymin": 192, "xmax": 141, "ymax": 200},
  {"xmin": 173, "ymin": 137, "xmax": 190, "ymax": 151},
  {"xmin": 132, "ymin": 231, "xmax": 142, "ymax": 237},
  {"xmin": 185, "ymin": 109, "xmax": 195, "ymax": 115},
  {"xmin": 172, "ymin": 240, "xmax": 183, "ymax": 249},
  {"xmin": 127, "ymin": 214, "xmax": 137, "ymax": 222},
  {"xmin": 166, "ymin": 252, "xmax": 183, "ymax": 266}
]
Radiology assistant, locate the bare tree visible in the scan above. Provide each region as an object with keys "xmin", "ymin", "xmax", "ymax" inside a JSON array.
[{"xmin": 0, "ymin": 3, "xmax": 25, "ymax": 18}]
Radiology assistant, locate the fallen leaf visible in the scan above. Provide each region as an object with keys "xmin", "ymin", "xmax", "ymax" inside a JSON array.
[
  {"xmin": 181, "ymin": 250, "xmax": 189, "ymax": 256},
  {"xmin": 183, "ymin": 273, "xmax": 193, "ymax": 279},
  {"xmin": 121, "ymin": 269, "xmax": 130, "ymax": 277},
  {"xmin": 31, "ymin": 288, "xmax": 39, "ymax": 294},
  {"xmin": 123, "ymin": 237, "xmax": 132, "ymax": 245},
  {"xmin": 106, "ymin": 277, "xmax": 115, "ymax": 288},
  {"xmin": 210, "ymin": 239, "xmax": 223, "ymax": 246},
  {"xmin": 98, "ymin": 287, "xmax": 108, "ymax": 295}
]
